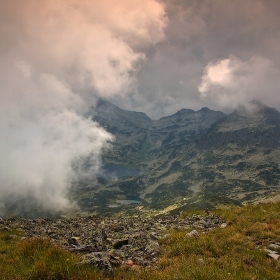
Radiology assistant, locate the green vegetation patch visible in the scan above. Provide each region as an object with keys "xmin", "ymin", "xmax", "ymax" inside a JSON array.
[{"xmin": 0, "ymin": 232, "xmax": 102, "ymax": 280}]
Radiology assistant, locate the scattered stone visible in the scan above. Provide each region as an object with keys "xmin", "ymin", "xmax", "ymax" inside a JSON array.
[
  {"xmin": 267, "ymin": 253, "xmax": 280, "ymax": 261},
  {"xmin": 186, "ymin": 230, "xmax": 199, "ymax": 238},
  {"xmin": 127, "ymin": 259, "xmax": 134, "ymax": 266},
  {"xmin": 0, "ymin": 213, "xmax": 226, "ymax": 271},
  {"xmin": 268, "ymin": 244, "xmax": 280, "ymax": 250},
  {"xmin": 113, "ymin": 226, "xmax": 124, "ymax": 232},
  {"xmin": 220, "ymin": 223, "xmax": 228, "ymax": 229},
  {"xmin": 113, "ymin": 239, "xmax": 128, "ymax": 249},
  {"xmin": 0, "ymin": 226, "xmax": 10, "ymax": 231},
  {"xmin": 265, "ymin": 249, "xmax": 278, "ymax": 254},
  {"xmin": 68, "ymin": 237, "xmax": 80, "ymax": 246},
  {"xmin": 108, "ymin": 255, "xmax": 122, "ymax": 267},
  {"xmin": 145, "ymin": 240, "xmax": 160, "ymax": 256},
  {"xmin": 81, "ymin": 252, "xmax": 112, "ymax": 274}
]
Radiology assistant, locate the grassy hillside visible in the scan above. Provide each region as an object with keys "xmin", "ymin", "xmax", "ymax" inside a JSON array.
[{"xmin": 1, "ymin": 202, "xmax": 280, "ymax": 279}]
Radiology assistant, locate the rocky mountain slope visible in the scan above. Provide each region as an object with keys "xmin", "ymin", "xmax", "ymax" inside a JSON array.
[
  {"xmin": 3, "ymin": 100, "xmax": 280, "ymax": 217},
  {"xmin": 90, "ymin": 99, "xmax": 226, "ymax": 167},
  {"xmin": 69, "ymin": 100, "xmax": 280, "ymax": 216},
  {"xmin": 0, "ymin": 213, "xmax": 226, "ymax": 272}
]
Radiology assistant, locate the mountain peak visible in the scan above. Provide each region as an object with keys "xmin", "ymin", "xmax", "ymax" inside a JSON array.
[
  {"xmin": 233, "ymin": 100, "xmax": 280, "ymax": 126},
  {"xmin": 95, "ymin": 98, "xmax": 151, "ymax": 121},
  {"xmin": 197, "ymin": 107, "xmax": 217, "ymax": 114},
  {"xmin": 96, "ymin": 98, "xmax": 117, "ymax": 109},
  {"xmin": 235, "ymin": 100, "xmax": 271, "ymax": 115},
  {"xmin": 199, "ymin": 106, "xmax": 210, "ymax": 111}
]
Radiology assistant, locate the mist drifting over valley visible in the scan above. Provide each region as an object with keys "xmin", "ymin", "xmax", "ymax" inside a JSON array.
[{"xmin": 0, "ymin": 0, "xmax": 167, "ymax": 212}]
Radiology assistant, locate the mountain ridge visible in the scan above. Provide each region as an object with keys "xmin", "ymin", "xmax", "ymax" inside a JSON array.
[
  {"xmin": 65, "ymin": 99, "xmax": 280, "ymax": 216},
  {"xmin": 5, "ymin": 99, "xmax": 280, "ymax": 217}
]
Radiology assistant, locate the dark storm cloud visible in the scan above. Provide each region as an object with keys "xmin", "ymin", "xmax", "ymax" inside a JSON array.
[{"xmin": 109, "ymin": 0, "xmax": 280, "ymax": 118}]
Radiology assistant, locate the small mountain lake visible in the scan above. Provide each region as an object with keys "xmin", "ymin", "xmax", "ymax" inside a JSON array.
[
  {"xmin": 108, "ymin": 197, "xmax": 141, "ymax": 208},
  {"xmin": 116, "ymin": 199, "xmax": 140, "ymax": 205}
]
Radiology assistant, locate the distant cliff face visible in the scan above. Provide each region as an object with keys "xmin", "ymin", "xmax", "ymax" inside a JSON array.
[{"xmin": 73, "ymin": 100, "xmax": 280, "ymax": 214}]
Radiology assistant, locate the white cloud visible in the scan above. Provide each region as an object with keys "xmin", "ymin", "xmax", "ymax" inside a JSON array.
[
  {"xmin": 0, "ymin": 0, "xmax": 167, "ymax": 212},
  {"xmin": 14, "ymin": 60, "xmax": 31, "ymax": 78},
  {"xmin": 0, "ymin": 61, "xmax": 113, "ymax": 210},
  {"xmin": 0, "ymin": 0, "xmax": 167, "ymax": 98},
  {"xmin": 198, "ymin": 55, "xmax": 280, "ymax": 109}
]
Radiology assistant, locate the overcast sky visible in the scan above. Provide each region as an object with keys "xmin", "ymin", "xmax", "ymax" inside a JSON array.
[
  {"xmin": 2, "ymin": 0, "xmax": 280, "ymax": 119},
  {"xmin": 1, "ymin": 0, "xmax": 280, "ymax": 209},
  {"xmin": 108, "ymin": 0, "xmax": 280, "ymax": 118}
]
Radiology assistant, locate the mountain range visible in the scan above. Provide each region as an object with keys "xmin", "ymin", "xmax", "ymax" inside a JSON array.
[{"xmin": 73, "ymin": 99, "xmax": 280, "ymax": 215}]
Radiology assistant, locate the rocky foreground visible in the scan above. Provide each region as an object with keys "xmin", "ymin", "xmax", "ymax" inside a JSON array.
[{"xmin": 0, "ymin": 214, "xmax": 227, "ymax": 273}]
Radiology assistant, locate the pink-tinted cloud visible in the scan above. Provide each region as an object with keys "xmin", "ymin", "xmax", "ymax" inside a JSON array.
[
  {"xmin": 199, "ymin": 55, "xmax": 280, "ymax": 110},
  {"xmin": 0, "ymin": 0, "xmax": 167, "ymax": 211}
]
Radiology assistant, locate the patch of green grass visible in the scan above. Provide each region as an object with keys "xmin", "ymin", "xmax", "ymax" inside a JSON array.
[{"xmin": 0, "ymin": 233, "xmax": 102, "ymax": 280}]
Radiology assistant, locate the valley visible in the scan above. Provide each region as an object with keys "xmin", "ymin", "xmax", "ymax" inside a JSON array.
[
  {"xmin": 70, "ymin": 100, "xmax": 280, "ymax": 216},
  {"xmin": 2, "ymin": 99, "xmax": 280, "ymax": 218}
]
